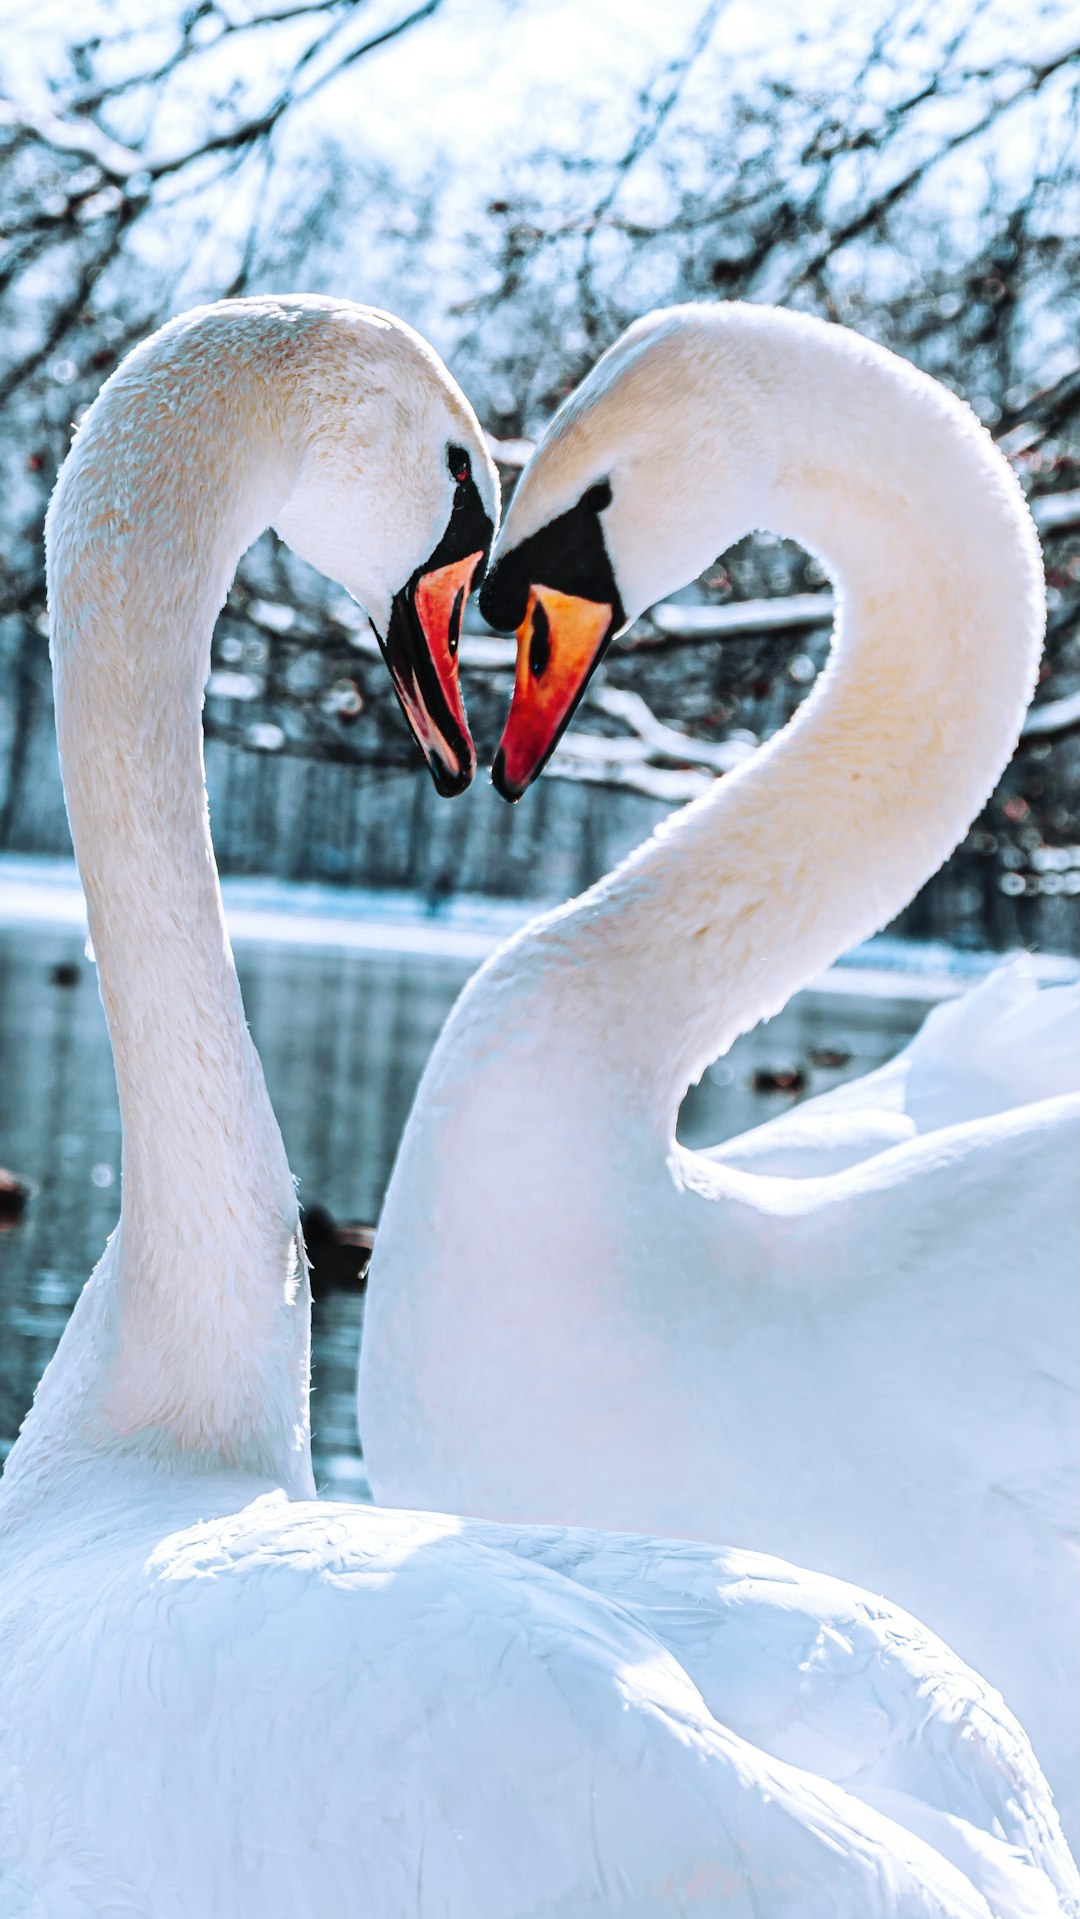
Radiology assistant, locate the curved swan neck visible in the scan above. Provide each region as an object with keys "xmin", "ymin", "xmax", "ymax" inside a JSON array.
[
  {"xmin": 555, "ymin": 314, "xmax": 1045, "ymax": 1120},
  {"xmin": 6, "ymin": 315, "xmax": 313, "ymax": 1498}
]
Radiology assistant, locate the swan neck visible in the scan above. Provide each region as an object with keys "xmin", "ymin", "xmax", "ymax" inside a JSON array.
[
  {"xmin": 7, "ymin": 347, "xmax": 313, "ymax": 1496},
  {"xmin": 579, "ymin": 325, "xmax": 1044, "ymax": 1116}
]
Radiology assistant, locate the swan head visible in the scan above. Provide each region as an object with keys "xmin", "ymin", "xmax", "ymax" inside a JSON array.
[
  {"xmin": 481, "ymin": 473, "xmax": 626, "ymax": 800},
  {"xmin": 272, "ymin": 303, "xmax": 499, "ymax": 796},
  {"xmin": 480, "ymin": 306, "xmax": 758, "ymax": 798},
  {"xmin": 374, "ymin": 437, "xmax": 495, "ymax": 797}
]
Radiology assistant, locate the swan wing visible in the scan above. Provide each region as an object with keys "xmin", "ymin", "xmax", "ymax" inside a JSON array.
[
  {"xmin": 707, "ymin": 1105, "xmax": 917, "ymax": 1176},
  {"xmin": 901, "ymin": 963, "xmax": 1080, "ymax": 1130},
  {"xmin": 456, "ymin": 1521, "xmax": 1079, "ymax": 1914},
  {"xmin": 704, "ymin": 966, "xmax": 1079, "ymax": 1177},
  {"xmin": 0, "ymin": 1489, "xmax": 1004, "ymax": 1919},
  {"xmin": 674, "ymin": 1091, "xmax": 1080, "ymax": 1833}
]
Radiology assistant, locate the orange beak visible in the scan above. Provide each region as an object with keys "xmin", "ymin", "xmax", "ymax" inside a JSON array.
[
  {"xmin": 381, "ymin": 549, "xmax": 483, "ymax": 796},
  {"xmin": 492, "ymin": 584, "xmax": 614, "ymax": 800}
]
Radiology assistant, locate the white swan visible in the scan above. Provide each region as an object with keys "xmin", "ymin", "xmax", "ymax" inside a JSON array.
[
  {"xmin": 359, "ymin": 303, "xmax": 1080, "ymax": 1843},
  {"xmin": 0, "ymin": 295, "xmax": 1075, "ymax": 1918}
]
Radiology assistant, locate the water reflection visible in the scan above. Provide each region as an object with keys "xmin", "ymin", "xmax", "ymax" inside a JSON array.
[
  {"xmin": 0, "ymin": 912, "xmax": 943, "ymax": 1499},
  {"xmin": 0, "ymin": 922, "xmax": 478, "ymax": 1498}
]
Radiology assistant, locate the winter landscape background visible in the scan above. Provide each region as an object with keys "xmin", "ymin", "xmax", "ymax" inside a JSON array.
[
  {"xmin": 1, "ymin": 0, "xmax": 1078, "ymax": 950},
  {"xmin": 1, "ymin": 0, "xmax": 1078, "ymax": 1486}
]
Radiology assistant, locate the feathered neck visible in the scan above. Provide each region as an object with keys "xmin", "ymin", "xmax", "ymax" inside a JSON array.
[
  {"xmin": 522, "ymin": 310, "xmax": 1045, "ymax": 1126},
  {"xmin": 2, "ymin": 311, "xmax": 314, "ymax": 1505}
]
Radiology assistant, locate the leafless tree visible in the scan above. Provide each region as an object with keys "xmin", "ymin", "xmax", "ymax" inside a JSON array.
[
  {"xmin": 0, "ymin": 0, "xmax": 452, "ymax": 838},
  {"xmin": 2, "ymin": 0, "xmax": 1078, "ymax": 948}
]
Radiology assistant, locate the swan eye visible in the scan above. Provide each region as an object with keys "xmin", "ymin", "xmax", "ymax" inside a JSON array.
[
  {"xmin": 528, "ymin": 598, "xmax": 551, "ymax": 678},
  {"xmin": 583, "ymin": 479, "xmax": 612, "ymax": 514},
  {"xmin": 448, "ymin": 445, "xmax": 471, "ymax": 487}
]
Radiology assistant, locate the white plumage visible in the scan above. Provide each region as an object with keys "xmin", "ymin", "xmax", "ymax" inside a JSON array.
[
  {"xmin": 360, "ymin": 305, "xmax": 1080, "ymax": 1844},
  {"xmin": 709, "ymin": 959, "xmax": 1079, "ymax": 1177},
  {"xmin": 2, "ymin": 296, "xmax": 1074, "ymax": 1916},
  {"xmin": 5, "ymin": 1477, "xmax": 1080, "ymax": 1916}
]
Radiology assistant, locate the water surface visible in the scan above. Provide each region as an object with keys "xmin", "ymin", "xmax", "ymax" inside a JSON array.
[{"xmin": 1, "ymin": 871, "xmax": 1023, "ymax": 1499}]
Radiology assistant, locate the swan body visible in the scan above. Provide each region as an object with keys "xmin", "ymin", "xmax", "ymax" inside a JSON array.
[
  {"xmin": 359, "ymin": 305, "xmax": 1080, "ymax": 1840},
  {"xmin": 7, "ymin": 295, "xmax": 1076, "ymax": 1914},
  {"xmin": 7, "ymin": 1476, "xmax": 1080, "ymax": 1917}
]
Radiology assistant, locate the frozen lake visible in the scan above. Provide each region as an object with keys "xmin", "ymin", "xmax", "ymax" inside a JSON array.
[{"xmin": 3, "ymin": 859, "xmax": 1070, "ymax": 1499}]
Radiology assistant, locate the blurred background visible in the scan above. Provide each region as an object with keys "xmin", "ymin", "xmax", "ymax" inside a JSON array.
[{"xmin": 1, "ymin": 0, "xmax": 1078, "ymax": 1488}]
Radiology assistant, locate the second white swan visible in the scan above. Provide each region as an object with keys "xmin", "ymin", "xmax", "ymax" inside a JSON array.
[{"xmin": 360, "ymin": 304, "xmax": 1080, "ymax": 1841}]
